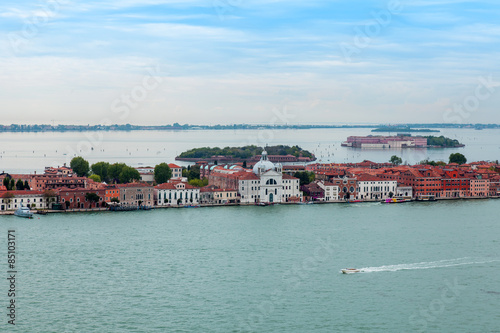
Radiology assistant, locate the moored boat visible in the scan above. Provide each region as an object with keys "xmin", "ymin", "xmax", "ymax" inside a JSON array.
[
  {"xmin": 14, "ymin": 205, "xmax": 34, "ymax": 219},
  {"xmin": 383, "ymin": 197, "xmax": 410, "ymax": 204}
]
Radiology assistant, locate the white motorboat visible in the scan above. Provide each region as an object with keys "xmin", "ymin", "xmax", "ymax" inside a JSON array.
[
  {"xmin": 14, "ymin": 205, "xmax": 34, "ymax": 219},
  {"xmin": 341, "ymin": 268, "xmax": 361, "ymax": 274}
]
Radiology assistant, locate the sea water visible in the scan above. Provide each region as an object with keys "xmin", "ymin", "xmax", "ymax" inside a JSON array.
[{"xmin": 0, "ymin": 199, "xmax": 499, "ymax": 332}]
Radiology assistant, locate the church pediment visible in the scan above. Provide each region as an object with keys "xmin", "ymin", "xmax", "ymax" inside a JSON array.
[{"xmin": 262, "ymin": 170, "xmax": 282, "ymax": 177}]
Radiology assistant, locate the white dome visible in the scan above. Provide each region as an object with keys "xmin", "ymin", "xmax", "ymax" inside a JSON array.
[{"xmin": 253, "ymin": 150, "xmax": 275, "ymax": 174}]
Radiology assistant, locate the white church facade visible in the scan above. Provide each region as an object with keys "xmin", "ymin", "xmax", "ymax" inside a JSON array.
[{"xmin": 239, "ymin": 151, "xmax": 302, "ymax": 204}]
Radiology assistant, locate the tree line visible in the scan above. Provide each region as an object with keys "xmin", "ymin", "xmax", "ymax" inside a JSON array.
[
  {"xmin": 70, "ymin": 157, "xmax": 208, "ymax": 187},
  {"xmin": 178, "ymin": 145, "xmax": 314, "ymax": 159},
  {"xmin": 2, "ymin": 176, "xmax": 30, "ymax": 191}
]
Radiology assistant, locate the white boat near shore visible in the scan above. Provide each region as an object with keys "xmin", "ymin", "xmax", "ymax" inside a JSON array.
[
  {"xmin": 14, "ymin": 205, "xmax": 34, "ymax": 219},
  {"xmin": 341, "ymin": 268, "xmax": 361, "ymax": 274}
]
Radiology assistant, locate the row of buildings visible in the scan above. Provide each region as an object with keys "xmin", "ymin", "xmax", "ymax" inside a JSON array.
[
  {"xmin": 1, "ymin": 153, "xmax": 500, "ymax": 212},
  {"xmin": 301, "ymin": 160, "xmax": 500, "ymax": 201},
  {"xmin": 341, "ymin": 135, "xmax": 428, "ymax": 148}
]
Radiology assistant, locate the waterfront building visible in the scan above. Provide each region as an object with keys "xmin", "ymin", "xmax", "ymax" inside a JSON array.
[
  {"xmin": 325, "ymin": 176, "xmax": 358, "ymax": 200},
  {"xmin": 208, "ymin": 150, "xmax": 302, "ymax": 204},
  {"xmin": 199, "ymin": 186, "xmax": 239, "ymax": 205},
  {"xmin": 104, "ymin": 185, "xmax": 120, "ymax": 203},
  {"xmin": 155, "ymin": 181, "xmax": 200, "ymax": 207},
  {"xmin": 470, "ymin": 176, "xmax": 489, "ymax": 197},
  {"xmin": 439, "ymin": 169, "xmax": 470, "ymax": 198},
  {"xmin": 396, "ymin": 185, "xmax": 413, "ymax": 198},
  {"xmin": 489, "ymin": 176, "xmax": 500, "ymax": 197},
  {"xmin": 397, "ymin": 168, "xmax": 443, "ymax": 199},
  {"xmin": 0, "ymin": 190, "xmax": 48, "ymax": 211},
  {"xmin": 356, "ymin": 174, "xmax": 397, "ymax": 200},
  {"xmin": 317, "ymin": 181, "xmax": 340, "ymax": 201},
  {"xmin": 240, "ymin": 151, "xmax": 301, "ymax": 204},
  {"xmin": 301, "ymin": 182, "xmax": 324, "ymax": 201},
  {"xmin": 116, "ymin": 183, "xmax": 155, "ymax": 207},
  {"xmin": 57, "ymin": 188, "xmax": 106, "ymax": 209},
  {"xmin": 341, "ymin": 135, "xmax": 428, "ymax": 148}
]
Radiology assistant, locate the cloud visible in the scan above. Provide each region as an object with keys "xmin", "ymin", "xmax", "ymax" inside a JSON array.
[{"xmin": 0, "ymin": 0, "xmax": 499, "ymax": 124}]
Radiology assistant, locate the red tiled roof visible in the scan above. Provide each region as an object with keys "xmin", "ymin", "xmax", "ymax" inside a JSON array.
[
  {"xmin": 168, "ymin": 163, "xmax": 182, "ymax": 169},
  {"xmin": 1, "ymin": 190, "xmax": 44, "ymax": 196},
  {"xmin": 155, "ymin": 182, "xmax": 197, "ymax": 190},
  {"xmin": 356, "ymin": 174, "xmax": 386, "ymax": 182},
  {"xmin": 116, "ymin": 183, "xmax": 153, "ymax": 188}
]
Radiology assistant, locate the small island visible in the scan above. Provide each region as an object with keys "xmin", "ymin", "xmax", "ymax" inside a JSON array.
[
  {"xmin": 176, "ymin": 145, "xmax": 316, "ymax": 163},
  {"xmin": 342, "ymin": 135, "xmax": 464, "ymax": 148},
  {"xmin": 372, "ymin": 126, "xmax": 439, "ymax": 133},
  {"xmin": 425, "ymin": 136, "xmax": 464, "ymax": 148}
]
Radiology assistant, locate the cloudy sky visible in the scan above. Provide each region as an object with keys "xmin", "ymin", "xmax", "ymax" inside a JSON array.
[{"xmin": 1, "ymin": 0, "xmax": 499, "ymax": 125}]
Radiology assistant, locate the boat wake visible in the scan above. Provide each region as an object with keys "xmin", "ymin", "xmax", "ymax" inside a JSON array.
[{"xmin": 358, "ymin": 257, "xmax": 499, "ymax": 273}]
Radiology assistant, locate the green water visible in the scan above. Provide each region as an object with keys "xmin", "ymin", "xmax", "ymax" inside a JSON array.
[{"xmin": 1, "ymin": 200, "xmax": 499, "ymax": 332}]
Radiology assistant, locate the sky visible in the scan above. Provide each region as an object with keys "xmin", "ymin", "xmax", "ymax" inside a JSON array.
[{"xmin": 1, "ymin": 0, "xmax": 500, "ymax": 125}]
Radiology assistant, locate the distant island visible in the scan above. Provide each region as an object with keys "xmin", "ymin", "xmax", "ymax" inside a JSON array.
[
  {"xmin": 372, "ymin": 127, "xmax": 439, "ymax": 133},
  {"xmin": 1, "ymin": 123, "xmax": 500, "ymax": 132},
  {"xmin": 176, "ymin": 145, "xmax": 316, "ymax": 163},
  {"xmin": 342, "ymin": 135, "xmax": 464, "ymax": 148},
  {"xmin": 425, "ymin": 136, "xmax": 464, "ymax": 148}
]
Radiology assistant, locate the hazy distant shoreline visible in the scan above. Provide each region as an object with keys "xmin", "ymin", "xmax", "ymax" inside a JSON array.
[{"xmin": 0, "ymin": 123, "xmax": 498, "ymax": 133}]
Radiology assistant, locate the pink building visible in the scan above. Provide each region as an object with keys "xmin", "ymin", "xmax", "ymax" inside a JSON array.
[{"xmin": 470, "ymin": 177, "xmax": 489, "ymax": 197}]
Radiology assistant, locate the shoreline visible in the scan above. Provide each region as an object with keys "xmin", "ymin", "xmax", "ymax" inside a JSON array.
[{"xmin": 1, "ymin": 196, "xmax": 497, "ymax": 216}]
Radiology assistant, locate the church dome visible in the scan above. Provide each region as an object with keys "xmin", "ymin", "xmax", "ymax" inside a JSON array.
[{"xmin": 253, "ymin": 150, "xmax": 275, "ymax": 174}]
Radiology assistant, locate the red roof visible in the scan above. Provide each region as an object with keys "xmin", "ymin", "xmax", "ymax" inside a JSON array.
[
  {"xmin": 168, "ymin": 163, "xmax": 182, "ymax": 169},
  {"xmin": 356, "ymin": 174, "xmax": 386, "ymax": 182},
  {"xmin": 155, "ymin": 182, "xmax": 197, "ymax": 190},
  {"xmin": 1, "ymin": 190, "xmax": 43, "ymax": 196},
  {"xmin": 116, "ymin": 183, "xmax": 153, "ymax": 188}
]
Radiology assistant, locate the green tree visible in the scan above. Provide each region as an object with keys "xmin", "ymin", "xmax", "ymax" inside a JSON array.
[
  {"xmin": 15, "ymin": 179, "xmax": 24, "ymax": 190},
  {"xmin": 91, "ymin": 162, "xmax": 110, "ymax": 182},
  {"xmin": 24, "ymin": 180, "xmax": 30, "ymax": 190},
  {"xmin": 10, "ymin": 179, "xmax": 15, "ymax": 191},
  {"xmin": 154, "ymin": 163, "xmax": 172, "ymax": 184},
  {"xmin": 294, "ymin": 171, "xmax": 315, "ymax": 186},
  {"xmin": 89, "ymin": 174, "xmax": 102, "ymax": 183},
  {"xmin": 449, "ymin": 153, "xmax": 467, "ymax": 165},
  {"xmin": 3, "ymin": 176, "xmax": 13, "ymax": 191},
  {"xmin": 85, "ymin": 192, "xmax": 100, "ymax": 207},
  {"xmin": 118, "ymin": 166, "xmax": 141, "ymax": 184},
  {"xmin": 188, "ymin": 165, "xmax": 201, "ymax": 181},
  {"xmin": 389, "ymin": 155, "xmax": 403, "ymax": 166},
  {"xmin": 70, "ymin": 156, "xmax": 90, "ymax": 177},
  {"xmin": 189, "ymin": 178, "xmax": 209, "ymax": 187},
  {"xmin": 108, "ymin": 163, "xmax": 127, "ymax": 183},
  {"xmin": 419, "ymin": 159, "xmax": 438, "ymax": 166}
]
